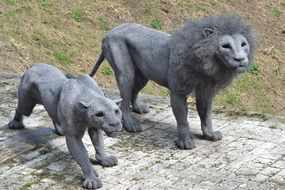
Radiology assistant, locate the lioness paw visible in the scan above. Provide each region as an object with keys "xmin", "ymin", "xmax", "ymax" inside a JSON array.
[
  {"xmin": 98, "ymin": 156, "xmax": 118, "ymax": 167},
  {"xmin": 83, "ymin": 176, "xmax": 102, "ymax": 189}
]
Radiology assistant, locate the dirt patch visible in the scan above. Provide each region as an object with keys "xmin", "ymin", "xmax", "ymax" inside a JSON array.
[{"xmin": 0, "ymin": 0, "xmax": 284, "ymax": 116}]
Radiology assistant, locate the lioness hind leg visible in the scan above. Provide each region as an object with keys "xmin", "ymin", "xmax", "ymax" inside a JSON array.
[
  {"xmin": 8, "ymin": 110, "xmax": 25, "ymax": 129},
  {"xmin": 9, "ymin": 89, "xmax": 36, "ymax": 130},
  {"xmin": 131, "ymin": 71, "xmax": 150, "ymax": 114},
  {"xmin": 103, "ymin": 41, "xmax": 142, "ymax": 132}
]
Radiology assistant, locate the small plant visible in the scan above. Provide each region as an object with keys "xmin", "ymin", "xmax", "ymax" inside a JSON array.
[
  {"xmin": 225, "ymin": 92, "xmax": 240, "ymax": 106},
  {"xmin": 5, "ymin": 0, "xmax": 16, "ymax": 5},
  {"xmin": 163, "ymin": 89, "xmax": 170, "ymax": 97},
  {"xmin": 269, "ymin": 9, "xmax": 282, "ymax": 17},
  {"xmin": 142, "ymin": 6, "xmax": 152, "ymax": 15},
  {"xmin": 248, "ymin": 64, "xmax": 261, "ymax": 76},
  {"xmin": 150, "ymin": 18, "xmax": 162, "ymax": 30},
  {"xmin": 53, "ymin": 51, "xmax": 71, "ymax": 64},
  {"xmin": 33, "ymin": 31, "xmax": 46, "ymax": 44},
  {"xmin": 101, "ymin": 65, "xmax": 113, "ymax": 75},
  {"xmin": 37, "ymin": 0, "xmax": 51, "ymax": 10},
  {"xmin": 98, "ymin": 17, "xmax": 109, "ymax": 30},
  {"xmin": 269, "ymin": 124, "xmax": 278, "ymax": 129},
  {"xmin": 70, "ymin": 9, "xmax": 83, "ymax": 22}
]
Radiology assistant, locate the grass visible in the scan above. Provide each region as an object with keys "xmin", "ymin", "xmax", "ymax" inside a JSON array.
[
  {"xmin": 248, "ymin": 64, "xmax": 261, "ymax": 76},
  {"xmin": 5, "ymin": 0, "xmax": 16, "ymax": 5},
  {"xmin": 53, "ymin": 51, "xmax": 71, "ymax": 64},
  {"xmin": 32, "ymin": 30, "xmax": 47, "ymax": 45},
  {"xmin": 0, "ymin": 0, "xmax": 284, "ymax": 116},
  {"xmin": 142, "ymin": 6, "xmax": 153, "ymax": 15},
  {"xmin": 101, "ymin": 65, "xmax": 113, "ymax": 75},
  {"xmin": 150, "ymin": 18, "xmax": 162, "ymax": 30},
  {"xmin": 269, "ymin": 9, "xmax": 282, "ymax": 17},
  {"xmin": 37, "ymin": 0, "xmax": 51, "ymax": 10},
  {"xmin": 269, "ymin": 124, "xmax": 278, "ymax": 129},
  {"xmin": 98, "ymin": 17, "xmax": 110, "ymax": 30},
  {"xmin": 70, "ymin": 9, "xmax": 83, "ymax": 22}
]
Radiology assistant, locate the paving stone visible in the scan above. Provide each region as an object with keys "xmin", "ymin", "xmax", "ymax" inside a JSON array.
[
  {"xmin": 271, "ymin": 160, "xmax": 285, "ymax": 169},
  {"xmin": 0, "ymin": 72, "xmax": 284, "ymax": 190},
  {"xmin": 270, "ymin": 169, "xmax": 285, "ymax": 183}
]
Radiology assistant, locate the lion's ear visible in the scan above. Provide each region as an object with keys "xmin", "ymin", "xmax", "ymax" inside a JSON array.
[{"xmin": 203, "ymin": 28, "xmax": 215, "ymax": 38}]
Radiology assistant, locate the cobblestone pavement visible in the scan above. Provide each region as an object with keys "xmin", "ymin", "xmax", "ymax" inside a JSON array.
[{"xmin": 0, "ymin": 72, "xmax": 284, "ymax": 190}]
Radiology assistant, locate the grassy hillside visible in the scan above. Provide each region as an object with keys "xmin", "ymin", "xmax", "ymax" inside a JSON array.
[{"xmin": 0, "ymin": 0, "xmax": 284, "ymax": 116}]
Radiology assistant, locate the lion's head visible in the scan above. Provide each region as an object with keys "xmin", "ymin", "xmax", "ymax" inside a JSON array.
[{"xmin": 170, "ymin": 15, "xmax": 257, "ymax": 90}]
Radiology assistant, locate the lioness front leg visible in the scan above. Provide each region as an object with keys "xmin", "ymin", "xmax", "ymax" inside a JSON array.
[
  {"xmin": 65, "ymin": 134, "xmax": 102, "ymax": 189},
  {"xmin": 88, "ymin": 128, "xmax": 118, "ymax": 167},
  {"xmin": 171, "ymin": 92, "xmax": 196, "ymax": 150},
  {"xmin": 196, "ymin": 85, "xmax": 222, "ymax": 141}
]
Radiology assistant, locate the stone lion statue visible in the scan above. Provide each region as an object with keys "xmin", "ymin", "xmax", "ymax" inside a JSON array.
[
  {"xmin": 9, "ymin": 63, "xmax": 122, "ymax": 189},
  {"xmin": 90, "ymin": 15, "xmax": 256, "ymax": 150}
]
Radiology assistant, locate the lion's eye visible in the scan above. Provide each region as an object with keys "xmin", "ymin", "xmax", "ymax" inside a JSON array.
[
  {"xmin": 241, "ymin": 42, "xmax": 247, "ymax": 47},
  {"xmin": 222, "ymin": 44, "xmax": 232, "ymax": 49},
  {"xmin": 115, "ymin": 109, "xmax": 120, "ymax": 114},
  {"xmin": 95, "ymin": 112, "xmax": 104, "ymax": 117}
]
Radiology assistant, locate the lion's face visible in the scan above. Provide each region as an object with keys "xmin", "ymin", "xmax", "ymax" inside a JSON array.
[{"xmin": 217, "ymin": 34, "xmax": 250, "ymax": 73}]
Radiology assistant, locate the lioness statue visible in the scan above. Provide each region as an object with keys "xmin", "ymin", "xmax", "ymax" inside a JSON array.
[
  {"xmin": 9, "ymin": 63, "xmax": 122, "ymax": 189},
  {"xmin": 90, "ymin": 15, "xmax": 256, "ymax": 150}
]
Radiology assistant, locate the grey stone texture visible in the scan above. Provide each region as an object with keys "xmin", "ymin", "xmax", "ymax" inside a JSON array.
[{"xmin": 0, "ymin": 72, "xmax": 284, "ymax": 189}]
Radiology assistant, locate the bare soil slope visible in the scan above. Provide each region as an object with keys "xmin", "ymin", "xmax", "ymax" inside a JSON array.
[{"xmin": 0, "ymin": 0, "xmax": 284, "ymax": 116}]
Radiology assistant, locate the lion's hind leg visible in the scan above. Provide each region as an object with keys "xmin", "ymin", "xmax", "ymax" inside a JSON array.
[
  {"xmin": 53, "ymin": 121, "xmax": 64, "ymax": 135},
  {"xmin": 131, "ymin": 70, "xmax": 150, "ymax": 114},
  {"xmin": 103, "ymin": 41, "xmax": 142, "ymax": 132}
]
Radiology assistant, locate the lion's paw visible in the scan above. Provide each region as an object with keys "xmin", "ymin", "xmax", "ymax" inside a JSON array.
[
  {"xmin": 83, "ymin": 175, "xmax": 102, "ymax": 189},
  {"xmin": 176, "ymin": 137, "xmax": 196, "ymax": 150},
  {"xmin": 133, "ymin": 103, "xmax": 150, "ymax": 114},
  {"xmin": 8, "ymin": 120, "xmax": 25, "ymax": 130},
  {"xmin": 203, "ymin": 131, "xmax": 222, "ymax": 142},
  {"xmin": 98, "ymin": 155, "xmax": 118, "ymax": 167},
  {"xmin": 123, "ymin": 115, "xmax": 142, "ymax": 132}
]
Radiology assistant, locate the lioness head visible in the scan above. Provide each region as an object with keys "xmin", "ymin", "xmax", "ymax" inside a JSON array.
[{"xmin": 78, "ymin": 97, "xmax": 122, "ymax": 137}]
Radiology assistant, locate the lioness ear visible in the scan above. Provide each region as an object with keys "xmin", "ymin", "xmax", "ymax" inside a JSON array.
[
  {"xmin": 203, "ymin": 28, "xmax": 215, "ymax": 38},
  {"xmin": 77, "ymin": 101, "xmax": 91, "ymax": 110},
  {"xmin": 113, "ymin": 99, "xmax": 122, "ymax": 107}
]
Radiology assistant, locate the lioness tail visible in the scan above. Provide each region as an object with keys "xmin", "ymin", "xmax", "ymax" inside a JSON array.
[{"xmin": 89, "ymin": 52, "xmax": 105, "ymax": 77}]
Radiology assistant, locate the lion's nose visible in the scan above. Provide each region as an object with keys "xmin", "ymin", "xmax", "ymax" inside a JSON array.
[{"xmin": 234, "ymin": 57, "xmax": 245, "ymax": 62}]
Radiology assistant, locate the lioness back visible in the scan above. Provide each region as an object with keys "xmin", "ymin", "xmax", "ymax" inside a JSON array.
[{"xmin": 20, "ymin": 63, "xmax": 68, "ymax": 121}]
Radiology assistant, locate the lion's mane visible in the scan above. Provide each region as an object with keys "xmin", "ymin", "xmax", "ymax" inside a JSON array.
[{"xmin": 169, "ymin": 15, "xmax": 257, "ymax": 93}]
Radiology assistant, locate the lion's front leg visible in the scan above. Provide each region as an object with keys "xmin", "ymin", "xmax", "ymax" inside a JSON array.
[
  {"xmin": 88, "ymin": 128, "xmax": 118, "ymax": 167},
  {"xmin": 170, "ymin": 92, "xmax": 196, "ymax": 150},
  {"xmin": 195, "ymin": 85, "xmax": 222, "ymax": 141}
]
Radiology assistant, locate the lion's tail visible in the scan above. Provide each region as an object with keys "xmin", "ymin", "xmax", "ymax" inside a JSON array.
[{"xmin": 89, "ymin": 52, "xmax": 105, "ymax": 77}]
